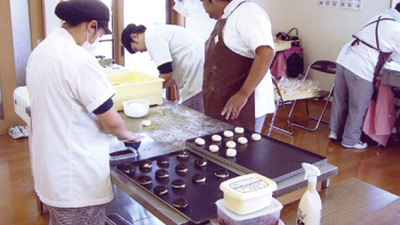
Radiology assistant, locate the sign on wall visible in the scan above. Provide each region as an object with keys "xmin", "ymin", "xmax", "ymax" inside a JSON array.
[{"xmin": 319, "ymin": 0, "xmax": 363, "ymax": 10}]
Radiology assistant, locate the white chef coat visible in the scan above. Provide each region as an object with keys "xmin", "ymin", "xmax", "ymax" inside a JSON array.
[
  {"xmin": 221, "ymin": 0, "xmax": 276, "ymax": 118},
  {"xmin": 385, "ymin": 8, "xmax": 400, "ymax": 22},
  {"xmin": 337, "ymin": 13, "xmax": 400, "ymax": 82},
  {"xmin": 145, "ymin": 25, "xmax": 205, "ymax": 102},
  {"xmin": 26, "ymin": 27, "xmax": 115, "ymax": 208}
]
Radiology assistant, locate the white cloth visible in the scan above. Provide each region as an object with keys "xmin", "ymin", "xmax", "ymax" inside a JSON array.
[
  {"xmin": 337, "ymin": 13, "xmax": 400, "ymax": 82},
  {"xmin": 145, "ymin": 24, "xmax": 204, "ymax": 102},
  {"xmin": 26, "ymin": 27, "xmax": 115, "ymax": 208},
  {"xmin": 221, "ymin": 0, "xmax": 276, "ymax": 118},
  {"xmin": 385, "ymin": 8, "xmax": 400, "ymax": 22}
]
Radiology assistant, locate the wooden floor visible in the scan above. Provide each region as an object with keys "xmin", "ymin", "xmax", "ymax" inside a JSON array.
[{"xmin": 0, "ymin": 100, "xmax": 399, "ymax": 224}]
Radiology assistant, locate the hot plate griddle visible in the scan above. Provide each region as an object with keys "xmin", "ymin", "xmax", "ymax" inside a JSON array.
[
  {"xmin": 186, "ymin": 128, "xmax": 327, "ymax": 182},
  {"xmin": 115, "ymin": 150, "xmax": 238, "ymax": 224}
]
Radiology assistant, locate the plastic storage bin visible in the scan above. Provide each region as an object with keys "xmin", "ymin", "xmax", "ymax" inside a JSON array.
[
  {"xmin": 216, "ymin": 198, "xmax": 283, "ymax": 225},
  {"xmin": 106, "ymin": 71, "xmax": 164, "ymax": 110},
  {"xmin": 13, "ymin": 86, "xmax": 31, "ymax": 126},
  {"xmin": 219, "ymin": 173, "xmax": 277, "ymax": 215}
]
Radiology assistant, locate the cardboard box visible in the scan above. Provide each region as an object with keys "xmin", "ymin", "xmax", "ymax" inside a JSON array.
[{"xmin": 106, "ymin": 71, "xmax": 164, "ymax": 110}]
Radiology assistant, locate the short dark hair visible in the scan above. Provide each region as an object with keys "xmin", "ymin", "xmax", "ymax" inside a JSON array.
[
  {"xmin": 396, "ymin": 3, "xmax": 400, "ymax": 13},
  {"xmin": 121, "ymin": 24, "xmax": 147, "ymax": 54}
]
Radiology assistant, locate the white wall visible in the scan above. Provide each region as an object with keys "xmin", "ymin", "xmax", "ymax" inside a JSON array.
[
  {"xmin": 44, "ymin": 0, "xmax": 62, "ymax": 36},
  {"xmin": 10, "ymin": 0, "xmax": 31, "ymax": 87},
  {"xmin": 259, "ymin": 0, "xmax": 391, "ymax": 90},
  {"xmin": 185, "ymin": 1, "xmax": 216, "ymax": 41},
  {"xmin": 186, "ymin": 0, "xmax": 392, "ymax": 90}
]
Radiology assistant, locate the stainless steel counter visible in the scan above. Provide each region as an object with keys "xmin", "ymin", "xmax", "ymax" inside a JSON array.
[
  {"xmin": 110, "ymin": 100, "xmax": 338, "ymax": 224},
  {"xmin": 120, "ymin": 100, "xmax": 234, "ymax": 159}
]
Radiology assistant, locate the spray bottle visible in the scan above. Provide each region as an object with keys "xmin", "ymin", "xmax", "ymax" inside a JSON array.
[{"xmin": 296, "ymin": 163, "xmax": 322, "ymax": 225}]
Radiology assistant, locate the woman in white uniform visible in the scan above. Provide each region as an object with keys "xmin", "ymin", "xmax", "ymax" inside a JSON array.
[
  {"xmin": 26, "ymin": 0, "xmax": 141, "ymax": 224},
  {"xmin": 121, "ymin": 24, "xmax": 205, "ymax": 113}
]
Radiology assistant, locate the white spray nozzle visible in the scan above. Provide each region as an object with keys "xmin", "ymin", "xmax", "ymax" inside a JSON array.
[{"xmin": 302, "ymin": 162, "xmax": 321, "ymax": 183}]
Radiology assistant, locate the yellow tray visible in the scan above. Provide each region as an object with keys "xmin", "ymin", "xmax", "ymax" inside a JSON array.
[{"xmin": 107, "ymin": 71, "xmax": 164, "ymax": 110}]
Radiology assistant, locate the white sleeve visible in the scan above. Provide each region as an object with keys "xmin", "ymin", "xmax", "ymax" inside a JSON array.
[
  {"xmin": 68, "ymin": 55, "xmax": 116, "ymax": 113},
  {"xmin": 235, "ymin": 4, "xmax": 275, "ymax": 53},
  {"xmin": 146, "ymin": 32, "xmax": 173, "ymax": 67},
  {"xmin": 384, "ymin": 22, "xmax": 400, "ymax": 56}
]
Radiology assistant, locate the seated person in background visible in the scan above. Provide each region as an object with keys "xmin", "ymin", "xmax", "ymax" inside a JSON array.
[
  {"xmin": 329, "ymin": 3, "xmax": 400, "ymax": 149},
  {"xmin": 121, "ymin": 24, "xmax": 205, "ymax": 113}
]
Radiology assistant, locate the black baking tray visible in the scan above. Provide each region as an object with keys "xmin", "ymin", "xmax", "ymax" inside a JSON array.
[
  {"xmin": 115, "ymin": 150, "xmax": 238, "ymax": 224},
  {"xmin": 185, "ymin": 128, "xmax": 327, "ymax": 182},
  {"xmin": 109, "ymin": 147, "xmax": 138, "ymax": 166}
]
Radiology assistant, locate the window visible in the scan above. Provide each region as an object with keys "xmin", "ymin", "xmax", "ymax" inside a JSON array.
[
  {"xmin": 123, "ymin": 0, "xmax": 167, "ymax": 76},
  {"xmin": 93, "ymin": 0, "xmax": 113, "ymax": 59},
  {"xmin": 93, "ymin": 0, "xmax": 167, "ymax": 77}
]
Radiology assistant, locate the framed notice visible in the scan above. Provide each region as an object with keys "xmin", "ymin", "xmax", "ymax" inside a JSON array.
[
  {"xmin": 340, "ymin": 0, "xmax": 363, "ymax": 10},
  {"xmin": 319, "ymin": 0, "xmax": 339, "ymax": 7},
  {"xmin": 319, "ymin": 0, "xmax": 363, "ymax": 10}
]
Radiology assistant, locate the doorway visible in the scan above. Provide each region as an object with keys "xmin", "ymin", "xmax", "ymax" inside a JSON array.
[{"xmin": 0, "ymin": 0, "xmax": 30, "ymax": 134}]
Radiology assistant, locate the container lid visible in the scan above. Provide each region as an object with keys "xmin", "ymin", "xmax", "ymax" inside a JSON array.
[
  {"xmin": 219, "ymin": 173, "xmax": 277, "ymax": 200},
  {"xmin": 215, "ymin": 198, "xmax": 282, "ymax": 221}
]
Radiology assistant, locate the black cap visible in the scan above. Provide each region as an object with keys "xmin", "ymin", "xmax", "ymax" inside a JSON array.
[
  {"xmin": 55, "ymin": 0, "xmax": 112, "ymax": 34},
  {"xmin": 121, "ymin": 24, "xmax": 147, "ymax": 54}
]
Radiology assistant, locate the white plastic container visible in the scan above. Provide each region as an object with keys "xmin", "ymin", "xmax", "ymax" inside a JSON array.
[
  {"xmin": 13, "ymin": 86, "xmax": 31, "ymax": 126},
  {"xmin": 216, "ymin": 198, "xmax": 283, "ymax": 225},
  {"xmin": 219, "ymin": 173, "xmax": 277, "ymax": 215}
]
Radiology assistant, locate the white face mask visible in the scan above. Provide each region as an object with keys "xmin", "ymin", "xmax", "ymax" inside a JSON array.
[{"xmin": 82, "ymin": 25, "xmax": 99, "ymax": 53}]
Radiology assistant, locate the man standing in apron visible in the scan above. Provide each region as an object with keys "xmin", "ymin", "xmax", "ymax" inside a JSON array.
[
  {"xmin": 329, "ymin": 4, "xmax": 400, "ymax": 149},
  {"xmin": 201, "ymin": 0, "xmax": 275, "ymax": 132}
]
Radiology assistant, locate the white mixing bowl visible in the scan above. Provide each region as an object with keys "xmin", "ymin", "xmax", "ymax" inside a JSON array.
[{"xmin": 122, "ymin": 99, "xmax": 149, "ymax": 118}]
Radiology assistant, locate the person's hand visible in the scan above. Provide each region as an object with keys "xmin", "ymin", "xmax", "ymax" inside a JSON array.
[
  {"xmin": 123, "ymin": 133, "xmax": 144, "ymax": 143},
  {"xmin": 221, "ymin": 91, "xmax": 248, "ymax": 120}
]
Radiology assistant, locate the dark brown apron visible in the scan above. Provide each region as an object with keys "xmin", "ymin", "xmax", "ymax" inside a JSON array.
[
  {"xmin": 351, "ymin": 15, "xmax": 395, "ymax": 100},
  {"xmin": 203, "ymin": 1, "xmax": 255, "ymax": 130}
]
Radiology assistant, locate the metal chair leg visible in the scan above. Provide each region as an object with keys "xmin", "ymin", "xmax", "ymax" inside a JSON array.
[
  {"xmin": 291, "ymin": 88, "xmax": 334, "ymax": 132},
  {"xmin": 267, "ymin": 97, "xmax": 294, "ymax": 136},
  {"xmin": 291, "ymin": 99, "xmax": 330, "ymax": 131}
]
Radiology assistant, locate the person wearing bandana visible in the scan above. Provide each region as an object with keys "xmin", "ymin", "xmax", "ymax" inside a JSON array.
[{"xmin": 200, "ymin": 0, "xmax": 276, "ymax": 132}]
